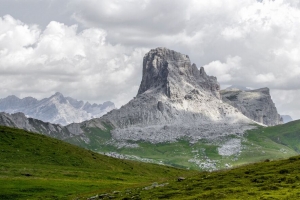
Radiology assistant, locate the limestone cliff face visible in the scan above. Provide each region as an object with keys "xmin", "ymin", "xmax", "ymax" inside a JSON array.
[
  {"xmin": 137, "ymin": 48, "xmax": 220, "ymax": 99},
  {"xmin": 221, "ymin": 87, "xmax": 283, "ymax": 126},
  {"xmin": 96, "ymin": 47, "xmax": 254, "ymax": 143}
]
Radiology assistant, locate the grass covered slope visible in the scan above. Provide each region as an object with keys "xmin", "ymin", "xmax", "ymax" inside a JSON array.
[
  {"xmin": 112, "ymin": 155, "xmax": 300, "ymax": 199},
  {"xmin": 0, "ymin": 126, "xmax": 193, "ymax": 200},
  {"xmin": 65, "ymin": 121, "xmax": 300, "ymax": 171},
  {"xmin": 246, "ymin": 120, "xmax": 300, "ymax": 153}
]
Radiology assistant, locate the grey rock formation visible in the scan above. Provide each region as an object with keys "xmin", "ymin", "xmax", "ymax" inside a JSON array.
[
  {"xmin": 0, "ymin": 92, "xmax": 115, "ymax": 125},
  {"xmin": 138, "ymin": 48, "xmax": 220, "ymax": 99},
  {"xmin": 94, "ymin": 47, "xmax": 255, "ymax": 143},
  {"xmin": 281, "ymin": 115, "xmax": 293, "ymax": 123},
  {"xmin": 221, "ymin": 87, "xmax": 283, "ymax": 126},
  {"xmin": 0, "ymin": 48, "xmax": 263, "ymax": 144}
]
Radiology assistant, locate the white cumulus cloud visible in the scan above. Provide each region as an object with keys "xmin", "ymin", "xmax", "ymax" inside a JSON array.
[
  {"xmin": 0, "ymin": 15, "xmax": 148, "ymax": 106},
  {"xmin": 1, "ymin": 0, "xmax": 300, "ymax": 119}
]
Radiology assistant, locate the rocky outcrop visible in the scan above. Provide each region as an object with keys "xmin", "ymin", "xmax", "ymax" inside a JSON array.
[
  {"xmin": 221, "ymin": 87, "xmax": 283, "ymax": 126},
  {"xmin": 0, "ymin": 48, "xmax": 263, "ymax": 144},
  {"xmin": 0, "ymin": 92, "xmax": 115, "ymax": 125},
  {"xmin": 94, "ymin": 47, "xmax": 255, "ymax": 143},
  {"xmin": 137, "ymin": 48, "xmax": 220, "ymax": 99}
]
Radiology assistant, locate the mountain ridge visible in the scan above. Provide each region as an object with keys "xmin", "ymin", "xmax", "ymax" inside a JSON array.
[
  {"xmin": 221, "ymin": 87, "xmax": 283, "ymax": 126},
  {"xmin": 0, "ymin": 92, "xmax": 115, "ymax": 125}
]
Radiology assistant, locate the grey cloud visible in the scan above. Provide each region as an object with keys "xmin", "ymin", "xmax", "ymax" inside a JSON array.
[{"xmin": 1, "ymin": 0, "xmax": 300, "ymax": 119}]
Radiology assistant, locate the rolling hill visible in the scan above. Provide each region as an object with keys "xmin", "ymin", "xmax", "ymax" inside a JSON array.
[{"xmin": 0, "ymin": 126, "xmax": 193, "ymax": 199}]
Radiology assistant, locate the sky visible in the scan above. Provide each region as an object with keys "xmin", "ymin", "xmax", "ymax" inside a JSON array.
[{"xmin": 0, "ymin": 0, "xmax": 300, "ymax": 120}]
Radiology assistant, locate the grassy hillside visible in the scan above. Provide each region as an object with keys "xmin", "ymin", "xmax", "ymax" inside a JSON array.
[
  {"xmin": 111, "ymin": 154, "xmax": 300, "ymax": 199},
  {"xmin": 246, "ymin": 120, "xmax": 300, "ymax": 153},
  {"xmin": 0, "ymin": 126, "xmax": 194, "ymax": 199},
  {"xmin": 66, "ymin": 121, "xmax": 300, "ymax": 171}
]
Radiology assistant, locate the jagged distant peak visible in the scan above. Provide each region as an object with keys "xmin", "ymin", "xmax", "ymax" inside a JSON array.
[
  {"xmin": 0, "ymin": 92, "xmax": 115, "ymax": 125},
  {"xmin": 5, "ymin": 95, "xmax": 19, "ymax": 99},
  {"xmin": 49, "ymin": 92, "xmax": 65, "ymax": 99}
]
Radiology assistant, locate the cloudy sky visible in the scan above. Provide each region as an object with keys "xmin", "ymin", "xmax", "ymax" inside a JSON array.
[{"xmin": 1, "ymin": 0, "xmax": 300, "ymax": 119}]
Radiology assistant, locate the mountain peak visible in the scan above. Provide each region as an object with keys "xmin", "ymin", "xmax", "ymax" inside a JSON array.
[
  {"xmin": 137, "ymin": 47, "xmax": 220, "ymax": 99},
  {"xmin": 6, "ymin": 95, "xmax": 19, "ymax": 100},
  {"xmin": 0, "ymin": 93, "xmax": 115, "ymax": 125},
  {"xmin": 53, "ymin": 92, "xmax": 64, "ymax": 97}
]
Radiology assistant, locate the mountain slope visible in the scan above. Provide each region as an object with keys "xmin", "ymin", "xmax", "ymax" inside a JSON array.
[
  {"xmin": 111, "ymin": 154, "xmax": 300, "ymax": 199},
  {"xmin": 0, "ymin": 92, "xmax": 115, "ymax": 125},
  {"xmin": 0, "ymin": 126, "xmax": 192, "ymax": 199}
]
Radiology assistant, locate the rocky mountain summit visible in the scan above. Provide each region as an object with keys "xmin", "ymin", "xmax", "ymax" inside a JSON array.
[
  {"xmin": 0, "ymin": 92, "xmax": 115, "ymax": 125},
  {"xmin": 221, "ymin": 87, "xmax": 282, "ymax": 126},
  {"xmin": 86, "ymin": 47, "xmax": 256, "ymax": 143}
]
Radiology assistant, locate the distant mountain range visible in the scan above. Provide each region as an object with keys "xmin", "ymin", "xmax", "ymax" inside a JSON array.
[{"xmin": 0, "ymin": 92, "xmax": 115, "ymax": 125}]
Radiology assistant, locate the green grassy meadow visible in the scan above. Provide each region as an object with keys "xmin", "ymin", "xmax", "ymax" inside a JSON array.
[
  {"xmin": 0, "ymin": 126, "xmax": 194, "ymax": 199},
  {"xmin": 1, "ymin": 120, "xmax": 300, "ymax": 199}
]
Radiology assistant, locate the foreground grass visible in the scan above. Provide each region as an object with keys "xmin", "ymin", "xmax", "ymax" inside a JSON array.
[
  {"xmin": 112, "ymin": 155, "xmax": 300, "ymax": 199},
  {"xmin": 0, "ymin": 126, "xmax": 195, "ymax": 199}
]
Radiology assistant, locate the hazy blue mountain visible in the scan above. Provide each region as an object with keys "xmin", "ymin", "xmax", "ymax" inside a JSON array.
[
  {"xmin": 281, "ymin": 115, "xmax": 293, "ymax": 123},
  {"xmin": 0, "ymin": 92, "xmax": 115, "ymax": 125}
]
